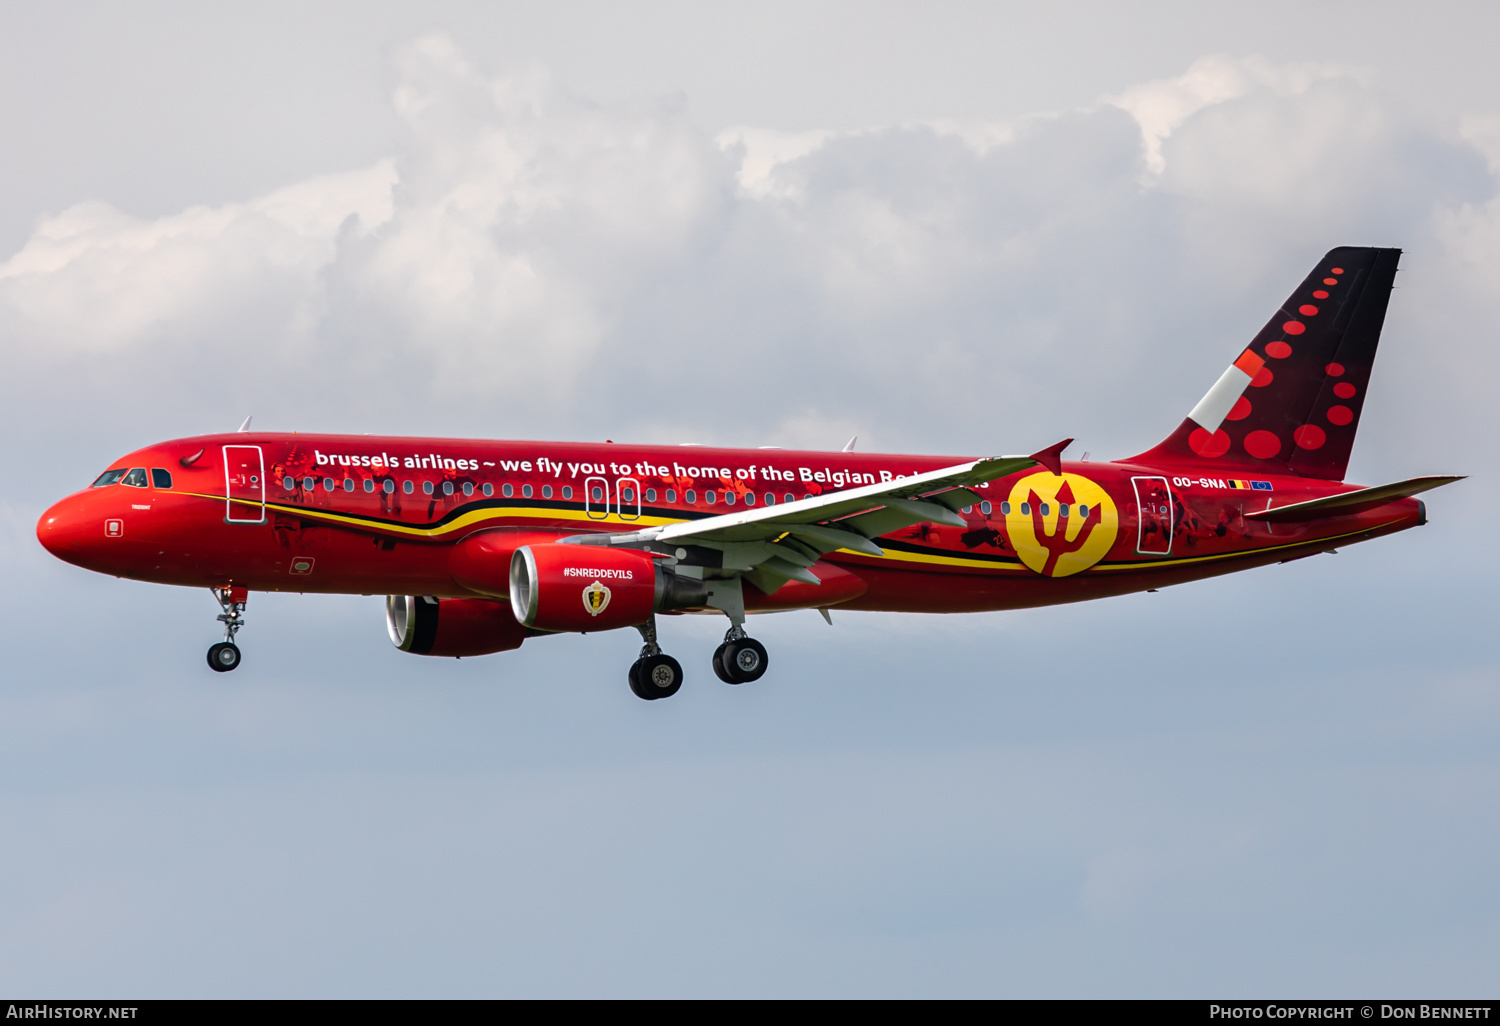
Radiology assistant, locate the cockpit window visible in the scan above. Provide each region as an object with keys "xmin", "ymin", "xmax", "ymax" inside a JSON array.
[
  {"xmin": 151, "ymin": 468, "xmax": 173, "ymax": 489},
  {"xmin": 121, "ymin": 468, "xmax": 148, "ymax": 488},
  {"xmin": 92, "ymin": 469, "xmax": 128, "ymax": 487}
]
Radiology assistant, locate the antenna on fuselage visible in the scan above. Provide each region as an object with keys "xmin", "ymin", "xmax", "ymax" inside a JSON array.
[
  {"xmin": 237, "ymin": 416, "xmax": 252, "ymax": 433},
  {"xmin": 841, "ymin": 435, "xmax": 858, "ymax": 452}
]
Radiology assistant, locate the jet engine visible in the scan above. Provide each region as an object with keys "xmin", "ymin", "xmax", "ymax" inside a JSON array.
[
  {"xmin": 385, "ymin": 595, "xmax": 527, "ymax": 657},
  {"xmin": 509, "ymin": 543, "xmax": 708, "ymax": 632}
]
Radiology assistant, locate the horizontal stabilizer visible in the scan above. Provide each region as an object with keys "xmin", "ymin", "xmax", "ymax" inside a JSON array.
[{"xmin": 1244, "ymin": 475, "xmax": 1464, "ymax": 523}]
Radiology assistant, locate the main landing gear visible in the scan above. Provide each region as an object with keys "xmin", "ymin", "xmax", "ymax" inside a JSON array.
[
  {"xmin": 712, "ymin": 625, "xmax": 769, "ymax": 685},
  {"xmin": 625, "ymin": 617, "xmax": 770, "ymax": 701},
  {"xmin": 207, "ymin": 586, "xmax": 247, "ymax": 672},
  {"xmin": 629, "ymin": 617, "xmax": 683, "ymax": 701}
]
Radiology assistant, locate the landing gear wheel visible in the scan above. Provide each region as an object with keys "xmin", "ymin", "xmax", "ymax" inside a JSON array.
[
  {"xmin": 207, "ymin": 642, "xmax": 242, "ymax": 672},
  {"xmin": 630, "ymin": 654, "xmax": 683, "ymax": 700},
  {"xmin": 712, "ymin": 642, "xmax": 736, "ymax": 684},
  {"xmin": 717, "ymin": 638, "xmax": 768, "ymax": 684}
]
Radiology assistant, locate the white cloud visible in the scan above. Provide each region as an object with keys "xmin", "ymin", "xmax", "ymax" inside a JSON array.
[
  {"xmin": 1105, "ymin": 54, "xmax": 1357, "ymax": 175},
  {"xmin": 0, "ymin": 42, "xmax": 1493, "ymax": 468}
]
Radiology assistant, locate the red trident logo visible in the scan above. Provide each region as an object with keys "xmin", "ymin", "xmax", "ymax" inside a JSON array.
[{"xmin": 1004, "ymin": 472, "xmax": 1119, "ymax": 577}]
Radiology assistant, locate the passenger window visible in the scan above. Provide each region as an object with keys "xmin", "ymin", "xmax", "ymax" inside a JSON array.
[
  {"xmin": 324, "ymin": 477, "xmax": 335, "ymax": 491},
  {"xmin": 364, "ymin": 480, "xmax": 375, "ymax": 493},
  {"xmin": 423, "ymin": 481, "xmax": 434, "ymax": 495},
  {"xmin": 304, "ymin": 476, "xmax": 315, "ymax": 491},
  {"xmin": 562, "ymin": 486, "xmax": 573, "ymax": 500},
  {"xmin": 383, "ymin": 480, "xmax": 395, "ymax": 494},
  {"xmin": 591, "ymin": 486, "xmax": 603, "ymax": 501},
  {"xmin": 665, "ymin": 489, "xmax": 676, "ymax": 503},
  {"xmin": 283, "ymin": 477, "xmax": 297, "ymax": 491},
  {"xmin": 961, "ymin": 505, "xmax": 972, "ymax": 514},
  {"xmin": 92, "ymin": 469, "xmax": 128, "ymax": 487},
  {"xmin": 645, "ymin": 487, "xmax": 656, "ymax": 502},
  {"xmin": 344, "ymin": 479, "xmax": 354, "ymax": 492},
  {"xmin": 685, "ymin": 490, "xmax": 696, "ymax": 503},
  {"xmin": 463, "ymin": 482, "xmax": 474, "ymax": 496},
  {"xmin": 522, "ymin": 484, "xmax": 533, "ymax": 498},
  {"xmin": 1000, "ymin": 501, "xmax": 1010, "ymax": 515},
  {"xmin": 981, "ymin": 500, "xmax": 993, "ymax": 515},
  {"xmin": 621, "ymin": 487, "xmax": 633, "ymax": 502},
  {"xmin": 482, "ymin": 483, "xmax": 493, "ymax": 497},
  {"xmin": 152, "ymin": 469, "xmax": 173, "ymax": 489},
  {"xmin": 1078, "ymin": 505, "xmax": 1090, "ymax": 519},
  {"xmin": 403, "ymin": 480, "xmax": 414, "ymax": 494},
  {"xmin": 784, "ymin": 494, "xmax": 795, "ymax": 504},
  {"xmin": 1020, "ymin": 502, "xmax": 1030, "ymax": 515},
  {"xmin": 443, "ymin": 482, "xmax": 454, "ymax": 496},
  {"xmin": 743, "ymin": 492, "xmax": 754, "ymax": 505},
  {"xmin": 764, "ymin": 493, "xmax": 774, "ymax": 505},
  {"xmin": 705, "ymin": 491, "xmax": 716, "ymax": 504},
  {"xmin": 542, "ymin": 485, "xmax": 553, "ymax": 499},
  {"xmin": 1040, "ymin": 503, "xmax": 1050, "ymax": 516},
  {"xmin": 1059, "ymin": 504, "xmax": 1069, "ymax": 518},
  {"xmin": 502, "ymin": 484, "xmax": 514, "ymax": 498},
  {"xmin": 121, "ymin": 468, "xmax": 148, "ymax": 487}
]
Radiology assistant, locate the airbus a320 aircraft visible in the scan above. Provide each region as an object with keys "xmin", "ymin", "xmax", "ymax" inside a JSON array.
[{"xmin": 38, "ymin": 247, "xmax": 1460, "ymax": 700}]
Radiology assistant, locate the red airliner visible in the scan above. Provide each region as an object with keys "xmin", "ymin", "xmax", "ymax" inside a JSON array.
[{"xmin": 38, "ymin": 247, "xmax": 1460, "ymax": 700}]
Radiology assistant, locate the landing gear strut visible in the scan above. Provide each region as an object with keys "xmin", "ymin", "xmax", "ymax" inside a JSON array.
[
  {"xmin": 712, "ymin": 624, "xmax": 769, "ymax": 685},
  {"xmin": 207, "ymin": 586, "xmax": 247, "ymax": 672},
  {"xmin": 629, "ymin": 617, "xmax": 683, "ymax": 700}
]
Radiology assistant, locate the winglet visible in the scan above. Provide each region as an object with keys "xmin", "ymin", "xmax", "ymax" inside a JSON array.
[
  {"xmin": 1028, "ymin": 438, "xmax": 1072, "ymax": 476},
  {"xmin": 842, "ymin": 435, "xmax": 858, "ymax": 453},
  {"xmin": 237, "ymin": 416, "xmax": 253, "ymax": 433}
]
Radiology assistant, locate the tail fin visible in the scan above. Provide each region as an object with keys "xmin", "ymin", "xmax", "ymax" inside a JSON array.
[{"xmin": 1131, "ymin": 246, "xmax": 1401, "ymax": 481}]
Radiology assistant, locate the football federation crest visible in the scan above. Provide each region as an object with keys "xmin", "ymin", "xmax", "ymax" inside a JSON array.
[
  {"xmin": 1002, "ymin": 472, "xmax": 1120, "ymax": 577},
  {"xmin": 582, "ymin": 580, "xmax": 612, "ymax": 617}
]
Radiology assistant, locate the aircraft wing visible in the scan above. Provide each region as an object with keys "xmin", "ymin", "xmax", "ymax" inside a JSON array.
[{"xmin": 564, "ymin": 443, "xmax": 1065, "ymax": 594}]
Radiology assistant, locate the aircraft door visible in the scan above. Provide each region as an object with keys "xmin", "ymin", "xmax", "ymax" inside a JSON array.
[
  {"xmin": 223, "ymin": 445, "xmax": 266, "ymax": 524},
  {"xmin": 1131, "ymin": 476, "xmax": 1173, "ymax": 555},
  {"xmin": 617, "ymin": 477, "xmax": 641, "ymax": 521},
  {"xmin": 585, "ymin": 476, "xmax": 609, "ymax": 520}
]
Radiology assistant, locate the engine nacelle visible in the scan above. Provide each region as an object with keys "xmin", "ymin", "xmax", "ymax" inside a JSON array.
[
  {"xmin": 509, "ymin": 543, "xmax": 707, "ymax": 632},
  {"xmin": 386, "ymin": 595, "xmax": 527, "ymax": 657}
]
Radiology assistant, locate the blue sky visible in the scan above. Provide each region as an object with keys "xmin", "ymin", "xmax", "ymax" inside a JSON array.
[{"xmin": 0, "ymin": 1, "xmax": 1496, "ymax": 996}]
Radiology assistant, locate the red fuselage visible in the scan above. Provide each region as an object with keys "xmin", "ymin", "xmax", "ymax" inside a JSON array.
[{"xmin": 37, "ymin": 433, "xmax": 1423, "ymax": 611}]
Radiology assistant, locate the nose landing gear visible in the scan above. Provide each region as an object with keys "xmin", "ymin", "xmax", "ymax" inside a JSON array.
[
  {"xmin": 712, "ymin": 626, "xmax": 768, "ymax": 684},
  {"xmin": 628, "ymin": 617, "xmax": 683, "ymax": 700},
  {"xmin": 207, "ymin": 586, "xmax": 247, "ymax": 672}
]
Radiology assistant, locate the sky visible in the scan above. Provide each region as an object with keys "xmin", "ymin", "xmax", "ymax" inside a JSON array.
[{"xmin": 1, "ymin": 0, "xmax": 1497, "ymax": 997}]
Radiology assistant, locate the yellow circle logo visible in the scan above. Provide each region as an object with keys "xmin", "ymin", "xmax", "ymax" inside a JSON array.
[{"xmin": 1003, "ymin": 472, "xmax": 1119, "ymax": 577}]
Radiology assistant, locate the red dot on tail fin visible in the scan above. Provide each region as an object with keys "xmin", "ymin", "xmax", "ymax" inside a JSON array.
[
  {"xmin": 1189, "ymin": 428, "xmax": 1231, "ymax": 458},
  {"xmin": 1250, "ymin": 367, "xmax": 1274, "ymax": 387},
  {"xmin": 1331, "ymin": 267, "xmax": 1344, "ymax": 274},
  {"xmin": 1298, "ymin": 305, "xmax": 1319, "ymax": 316},
  {"xmin": 1326, "ymin": 362, "xmax": 1344, "ymax": 376},
  {"xmin": 1327, "ymin": 405, "xmax": 1353, "ymax": 426},
  {"xmin": 1333, "ymin": 382, "xmax": 1356, "ymax": 399},
  {"xmin": 1265, "ymin": 341, "xmax": 1292, "ymax": 359},
  {"xmin": 1324, "ymin": 278, "xmax": 1338, "ymax": 285},
  {"xmin": 1244, "ymin": 430, "xmax": 1281, "ymax": 459},
  {"xmin": 1226, "ymin": 396, "xmax": 1251, "ymax": 421},
  {"xmin": 1283, "ymin": 321, "xmax": 1306, "ymax": 335},
  {"xmin": 1293, "ymin": 425, "xmax": 1326, "ymax": 449},
  {"xmin": 1313, "ymin": 290, "xmax": 1329, "ymax": 299}
]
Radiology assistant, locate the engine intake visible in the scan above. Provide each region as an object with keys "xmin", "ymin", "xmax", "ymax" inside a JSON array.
[
  {"xmin": 386, "ymin": 595, "xmax": 527, "ymax": 657},
  {"xmin": 509, "ymin": 543, "xmax": 708, "ymax": 632}
]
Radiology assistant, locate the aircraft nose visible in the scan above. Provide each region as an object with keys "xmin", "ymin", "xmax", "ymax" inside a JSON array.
[{"xmin": 37, "ymin": 494, "xmax": 96, "ymax": 564}]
